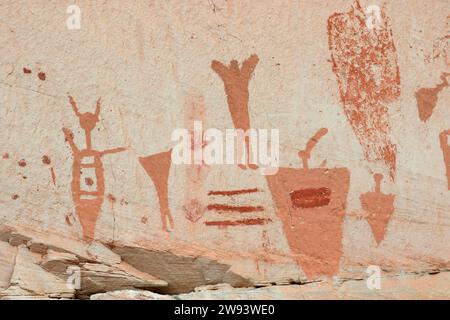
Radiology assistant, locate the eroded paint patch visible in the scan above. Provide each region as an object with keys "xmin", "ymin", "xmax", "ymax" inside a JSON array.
[
  {"xmin": 204, "ymin": 218, "xmax": 271, "ymax": 227},
  {"xmin": 328, "ymin": 1, "xmax": 400, "ymax": 180},
  {"xmin": 206, "ymin": 204, "xmax": 264, "ymax": 213},
  {"xmin": 208, "ymin": 188, "xmax": 259, "ymax": 196},
  {"xmin": 182, "ymin": 93, "xmax": 209, "ymax": 223}
]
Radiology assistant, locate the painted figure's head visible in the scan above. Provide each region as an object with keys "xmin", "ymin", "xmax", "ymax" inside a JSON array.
[{"xmin": 68, "ymin": 96, "xmax": 101, "ymax": 133}]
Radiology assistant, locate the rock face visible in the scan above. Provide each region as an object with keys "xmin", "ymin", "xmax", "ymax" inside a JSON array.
[
  {"xmin": 0, "ymin": 227, "xmax": 168, "ymax": 299},
  {"xmin": 0, "ymin": 1, "xmax": 449, "ymax": 299},
  {"xmin": 90, "ymin": 290, "xmax": 174, "ymax": 300}
]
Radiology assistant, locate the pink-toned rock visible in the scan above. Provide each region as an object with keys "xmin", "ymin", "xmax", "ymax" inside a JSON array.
[
  {"xmin": 0, "ymin": 0, "xmax": 449, "ymax": 300},
  {"xmin": 4, "ymin": 246, "xmax": 75, "ymax": 299},
  {"xmin": 90, "ymin": 289, "xmax": 174, "ymax": 300},
  {"xmin": 0, "ymin": 242, "xmax": 17, "ymax": 291}
]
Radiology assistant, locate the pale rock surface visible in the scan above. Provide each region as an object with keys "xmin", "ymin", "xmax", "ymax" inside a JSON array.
[
  {"xmin": 4, "ymin": 245, "xmax": 74, "ymax": 299},
  {"xmin": 90, "ymin": 289, "xmax": 174, "ymax": 300},
  {"xmin": 0, "ymin": 0, "xmax": 449, "ymax": 299},
  {"xmin": 41, "ymin": 249, "xmax": 79, "ymax": 274},
  {"xmin": 176, "ymin": 272, "xmax": 450, "ymax": 300},
  {"xmin": 0, "ymin": 230, "xmax": 168, "ymax": 299},
  {"xmin": 0, "ymin": 241, "xmax": 17, "ymax": 291},
  {"xmin": 78, "ymin": 262, "xmax": 167, "ymax": 297}
]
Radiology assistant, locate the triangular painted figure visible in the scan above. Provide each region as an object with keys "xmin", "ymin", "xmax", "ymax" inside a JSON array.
[
  {"xmin": 139, "ymin": 149, "xmax": 174, "ymax": 231},
  {"xmin": 360, "ymin": 174, "xmax": 395, "ymax": 245}
]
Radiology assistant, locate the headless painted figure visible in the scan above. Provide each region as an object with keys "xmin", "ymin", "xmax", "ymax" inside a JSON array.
[{"xmin": 211, "ymin": 54, "xmax": 259, "ymax": 169}]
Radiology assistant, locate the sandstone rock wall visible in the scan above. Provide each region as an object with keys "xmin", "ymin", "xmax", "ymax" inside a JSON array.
[{"xmin": 0, "ymin": 0, "xmax": 449, "ymax": 299}]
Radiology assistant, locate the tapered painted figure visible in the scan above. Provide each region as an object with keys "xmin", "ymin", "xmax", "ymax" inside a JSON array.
[
  {"xmin": 139, "ymin": 149, "xmax": 174, "ymax": 231},
  {"xmin": 266, "ymin": 129, "xmax": 350, "ymax": 278},
  {"xmin": 63, "ymin": 96, "xmax": 125, "ymax": 242},
  {"xmin": 211, "ymin": 54, "xmax": 259, "ymax": 170},
  {"xmin": 440, "ymin": 129, "xmax": 450, "ymax": 190},
  {"xmin": 360, "ymin": 174, "xmax": 395, "ymax": 244}
]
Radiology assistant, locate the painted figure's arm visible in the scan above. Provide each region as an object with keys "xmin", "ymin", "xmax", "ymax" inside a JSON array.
[
  {"xmin": 95, "ymin": 97, "xmax": 101, "ymax": 117},
  {"xmin": 62, "ymin": 127, "xmax": 79, "ymax": 153},
  {"xmin": 211, "ymin": 60, "xmax": 231, "ymax": 81},
  {"xmin": 440, "ymin": 72, "xmax": 449, "ymax": 86},
  {"xmin": 241, "ymin": 54, "xmax": 259, "ymax": 81},
  {"xmin": 68, "ymin": 95, "xmax": 81, "ymax": 117},
  {"xmin": 100, "ymin": 147, "xmax": 126, "ymax": 156},
  {"xmin": 298, "ymin": 128, "xmax": 328, "ymax": 169},
  {"xmin": 440, "ymin": 129, "xmax": 450, "ymax": 144}
]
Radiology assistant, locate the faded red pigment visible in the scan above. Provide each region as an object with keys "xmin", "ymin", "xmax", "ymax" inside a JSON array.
[
  {"xmin": 182, "ymin": 93, "xmax": 210, "ymax": 223},
  {"xmin": 42, "ymin": 155, "xmax": 56, "ymax": 185},
  {"xmin": 204, "ymin": 218, "xmax": 271, "ymax": 227},
  {"xmin": 208, "ymin": 188, "xmax": 259, "ymax": 196},
  {"xmin": 206, "ymin": 204, "xmax": 264, "ymax": 213},
  {"xmin": 328, "ymin": 1, "xmax": 400, "ymax": 180}
]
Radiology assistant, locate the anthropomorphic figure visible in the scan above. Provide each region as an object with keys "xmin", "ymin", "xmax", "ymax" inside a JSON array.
[
  {"xmin": 211, "ymin": 54, "xmax": 259, "ymax": 169},
  {"xmin": 63, "ymin": 96, "xmax": 125, "ymax": 242}
]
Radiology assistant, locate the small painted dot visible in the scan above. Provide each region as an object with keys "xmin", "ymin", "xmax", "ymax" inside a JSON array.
[{"xmin": 38, "ymin": 72, "xmax": 46, "ymax": 81}]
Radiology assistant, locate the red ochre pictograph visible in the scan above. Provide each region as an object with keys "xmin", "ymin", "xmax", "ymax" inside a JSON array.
[
  {"xmin": 266, "ymin": 128, "xmax": 350, "ymax": 278},
  {"xmin": 440, "ymin": 129, "xmax": 450, "ymax": 190},
  {"xmin": 183, "ymin": 93, "xmax": 210, "ymax": 223},
  {"xmin": 139, "ymin": 149, "xmax": 174, "ymax": 231},
  {"xmin": 415, "ymin": 73, "xmax": 449, "ymax": 122},
  {"xmin": 328, "ymin": 1, "xmax": 400, "ymax": 180},
  {"xmin": 360, "ymin": 173, "xmax": 395, "ymax": 244},
  {"xmin": 211, "ymin": 54, "xmax": 259, "ymax": 170},
  {"xmin": 63, "ymin": 96, "xmax": 126, "ymax": 242}
]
